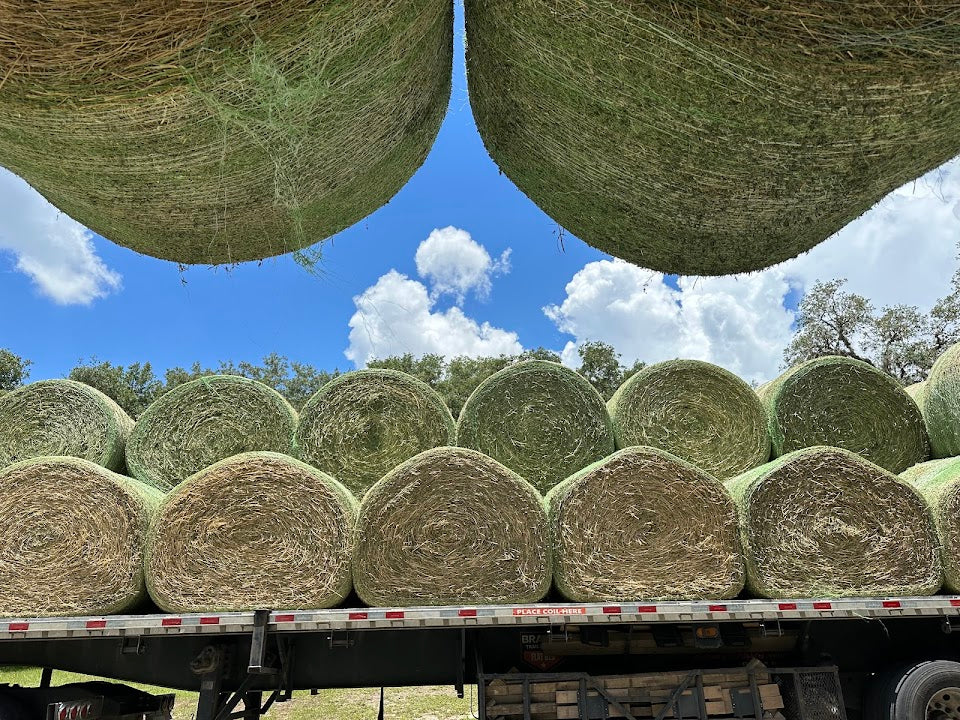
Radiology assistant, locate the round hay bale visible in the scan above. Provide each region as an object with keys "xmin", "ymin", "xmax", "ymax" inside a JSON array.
[
  {"xmin": 727, "ymin": 446, "xmax": 941, "ymax": 598},
  {"xmin": 607, "ymin": 360, "xmax": 770, "ymax": 479},
  {"xmin": 0, "ymin": 456, "xmax": 161, "ymax": 617},
  {"xmin": 126, "ymin": 375, "xmax": 297, "ymax": 491},
  {"xmin": 546, "ymin": 446, "xmax": 744, "ymax": 602},
  {"xmin": 0, "ymin": 379, "xmax": 132, "ymax": 472},
  {"xmin": 145, "ymin": 452, "xmax": 356, "ymax": 612},
  {"xmin": 464, "ymin": 0, "xmax": 960, "ymax": 275},
  {"xmin": 917, "ymin": 343, "xmax": 960, "ymax": 458},
  {"xmin": 905, "ymin": 381, "xmax": 928, "ymax": 405},
  {"xmin": 294, "ymin": 369, "xmax": 455, "ymax": 497},
  {"xmin": 901, "ymin": 457, "xmax": 960, "ymax": 593},
  {"xmin": 759, "ymin": 356, "xmax": 929, "ymax": 474},
  {"xmin": 457, "ymin": 360, "xmax": 615, "ymax": 493},
  {"xmin": 0, "ymin": 1, "xmax": 453, "ymax": 265},
  {"xmin": 352, "ymin": 447, "xmax": 551, "ymax": 606}
]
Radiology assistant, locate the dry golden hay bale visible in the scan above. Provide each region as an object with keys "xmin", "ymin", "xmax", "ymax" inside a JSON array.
[
  {"xmin": 0, "ymin": 0, "xmax": 453, "ymax": 265},
  {"xmin": 0, "ymin": 379, "xmax": 132, "ymax": 472},
  {"xmin": 917, "ymin": 343, "xmax": 960, "ymax": 458},
  {"xmin": 294, "ymin": 369, "xmax": 455, "ymax": 498},
  {"xmin": 464, "ymin": 0, "xmax": 960, "ymax": 275},
  {"xmin": 546, "ymin": 446, "xmax": 744, "ymax": 602},
  {"xmin": 456, "ymin": 360, "xmax": 615, "ymax": 493},
  {"xmin": 352, "ymin": 447, "xmax": 551, "ymax": 606},
  {"xmin": 0, "ymin": 456, "xmax": 161, "ymax": 617},
  {"xmin": 126, "ymin": 375, "xmax": 298, "ymax": 491},
  {"xmin": 759, "ymin": 356, "xmax": 929, "ymax": 474},
  {"xmin": 901, "ymin": 457, "xmax": 960, "ymax": 593},
  {"xmin": 727, "ymin": 446, "xmax": 941, "ymax": 598},
  {"xmin": 607, "ymin": 359, "xmax": 770, "ymax": 479},
  {"xmin": 145, "ymin": 452, "xmax": 356, "ymax": 613}
]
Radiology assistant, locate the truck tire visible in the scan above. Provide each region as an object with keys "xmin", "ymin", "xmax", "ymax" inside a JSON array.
[{"xmin": 871, "ymin": 661, "xmax": 960, "ymax": 719}]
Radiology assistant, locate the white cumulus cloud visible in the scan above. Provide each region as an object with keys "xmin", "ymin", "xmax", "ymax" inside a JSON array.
[
  {"xmin": 414, "ymin": 225, "xmax": 511, "ymax": 301},
  {"xmin": 0, "ymin": 169, "xmax": 121, "ymax": 304}
]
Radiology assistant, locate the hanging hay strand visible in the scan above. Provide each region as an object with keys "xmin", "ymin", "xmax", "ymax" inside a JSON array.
[
  {"xmin": 0, "ymin": 0, "xmax": 453, "ymax": 265},
  {"xmin": 917, "ymin": 343, "xmax": 960, "ymax": 458},
  {"xmin": 0, "ymin": 379, "xmax": 132, "ymax": 472},
  {"xmin": 457, "ymin": 360, "xmax": 615, "ymax": 493},
  {"xmin": 727, "ymin": 446, "xmax": 941, "ymax": 598},
  {"xmin": 352, "ymin": 447, "xmax": 551, "ymax": 606},
  {"xmin": 126, "ymin": 375, "xmax": 298, "ymax": 491},
  {"xmin": 759, "ymin": 356, "xmax": 929, "ymax": 473},
  {"xmin": 294, "ymin": 369, "xmax": 455, "ymax": 497},
  {"xmin": 607, "ymin": 360, "xmax": 770, "ymax": 479},
  {"xmin": 0, "ymin": 456, "xmax": 161, "ymax": 617},
  {"xmin": 902, "ymin": 457, "xmax": 960, "ymax": 593},
  {"xmin": 464, "ymin": 0, "xmax": 960, "ymax": 275},
  {"xmin": 145, "ymin": 452, "xmax": 356, "ymax": 613},
  {"xmin": 547, "ymin": 446, "xmax": 744, "ymax": 602}
]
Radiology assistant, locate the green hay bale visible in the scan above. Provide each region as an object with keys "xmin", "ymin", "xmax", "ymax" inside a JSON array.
[
  {"xmin": 0, "ymin": 456, "xmax": 161, "ymax": 617},
  {"xmin": 0, "ymin": 380, "xmax": 132, "ymax": 472},
  {"xmin": 145, "ymin": 452, "xmax": 356, "ymax": 612},
  {"xmin": 546, "ymin": 446, "xmax": 744, "ymax": 602},
  {"xmin": 126, "ymin": 375, "xmax": 297, "ymax": 491},
  {"xmin": 352, "ymin": 447, "xmax": 551, "ymax": 606},
  {"xmin": 607, "ymin": 360, "xmax": 770, "ymax": 479},
  {"xmin": 905, "ymin": 380, "xmax": 928, "ymax": 406},
  {"xmin": 294, "ymin": 369, "xmax": 455, "ymax": 498},
  {"xmin": 727, "ymin": 446, "xmax": 941, "ymax": 598},
  {"xmin": 759, "ymin": 356, "xmax": 929, "ymax": 474},
  {"xmin": 457, "ymin": 360, "xmax": 615, "ymax": 493},
  {"xmin": 0, "ymin": 1, "xmax": 452, "ymax": 265},
  {"xmin": 464, "ymin": 0, "xmax": 960, "ymax": 275},
  {"xmin": 901, "ymin": 458, "xmax": 960, "ymax": 593},
  {"xmin": 916, "ymin": 343, "xmax": 960, "ymax": 458}
]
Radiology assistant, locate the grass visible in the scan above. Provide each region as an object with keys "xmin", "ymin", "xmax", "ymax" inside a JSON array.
[{"xmin": 0, "ymin": 667, "xmax": 475, "ymax": 720}]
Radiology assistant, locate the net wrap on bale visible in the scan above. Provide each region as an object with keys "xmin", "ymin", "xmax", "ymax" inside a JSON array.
[
  {"xmin": 464, "ymin": 0, "xmax": 960, "ymax": 275},
  {"xmin": 901, "ymin": 457, "xmax": 960, "ymax": 593},
  {"xmin": 0, "ymin": 379, "xmax": 132, "ymax": 471},
  {"xmin": 457, "ymin": 360, "xmax": 615, "ymax": 493},
  {"xmin": 918, "ymin": 343, "xmax": 960, "ymax": 458},
  {"xmin": 547, "ymin": 446, "xmax": 744, "ymax": 602},
  {"xmin": 352, "ymin": 446, "xmax": 551, "ymax": 606},
  {"xmin": 145, "ymin": 451, "xmax": 356, "ymax": 613},
  {"xmin": 126, "ymin": 375, "xmax": 298, "ymax": 491},
  {"xmin": 607, "ymin": 360, "xmax": 770, "ymax": 479},
  {"xmin": 760, "ymin": 355, "xmax": 929, "ymax": 474},
  {"xmin": 294, "ymin": 369, "xmax": 456, "ymax": 497},
  {"xmin": 0, "ymin": 456, "xmax": 161, "ymax": 617},
  {"xmin": 727, "ymin": 446, "xmax": 941, "ymax": 598},
  {"xmin": 0, "ymin": 0, "xmax": 453, "ymax": 265}
]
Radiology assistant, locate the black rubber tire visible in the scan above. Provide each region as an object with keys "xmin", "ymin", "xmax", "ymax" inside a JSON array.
[{"xmin": 869, "ymin": 660, "xmax": 960, "ymax": 719}]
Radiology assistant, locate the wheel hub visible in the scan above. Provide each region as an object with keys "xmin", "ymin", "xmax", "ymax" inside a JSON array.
[{"xmin": 927, "ymin": 687, "xmax": 960, "ymax": 719}]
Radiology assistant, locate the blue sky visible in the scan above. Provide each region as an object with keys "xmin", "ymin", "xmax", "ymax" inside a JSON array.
[{"xmin": 1, "ymin": 3, "xmax": 959, "ymax": 385}]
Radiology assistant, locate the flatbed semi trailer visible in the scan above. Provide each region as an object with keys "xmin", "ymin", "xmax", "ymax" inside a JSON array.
[{"xmin": 3, "ymin": 597, "xmax": 960, "ymax": 720}]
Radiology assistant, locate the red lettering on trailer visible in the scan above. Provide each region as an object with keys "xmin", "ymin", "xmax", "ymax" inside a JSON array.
[
  {"xmin": 512, "ymin": 607, "xmax": 586, "ymax": 616},
  {"xmin": 161, "ymin": 618, "xmax": 182, "ymax": 627},
  {"xmin": 813, "ymin": 602, "xmax": 832, "ymax": 610},
  {"xmin": 7, "ymin": 622, "xmax": 28, "ymax": 631},
  {"xmin": 85, "ymin": 620, "xmax": 106, "ymax": 629},
  {"xmin": 778, "ymin": 603, "xmax": 798, "ymax": 610}
]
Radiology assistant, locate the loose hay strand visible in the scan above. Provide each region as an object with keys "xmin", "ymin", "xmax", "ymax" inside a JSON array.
[
  {"xmin": 145, "ymin": 451, "xmax": 357, "ymax": 613},
  {"xmin": 547, "ymin": 446, "xmax": 744, "ymax": 602},
  {"xmin": 294, "ymin": 369, "xmax": 456, "ymax": 498},
  {"xmin": 901, "ymin": 457, "xmax": 960, "ymax": 593},
  {"xmin": 607, "ymin": 359, "xmax": 770, "ymax": 479},
  {"xmin": 126, "ymin": 375, "xmax": 298, "ymax": 491},
  {"xmin": 0, "ymin": 456, "xmax": 161, "ymax": 617}
]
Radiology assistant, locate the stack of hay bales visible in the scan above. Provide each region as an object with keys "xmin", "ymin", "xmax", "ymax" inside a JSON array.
[
  {"xmin": 547, "ymin": 446, "xmax": 744, "ymax": 602},
  {"xmin": 0, "ymin": 0, "xmax": 453, "ymax": 264},
  {"xmin": 146, "ymin": 452, "xmax": 356, "ymax": 612},
  {"xmin": 607, "ymin": 360, "xmax": 770, "ymax": 479},
  {"xmin": 352, "ymin": 447, "xmax": 551, "ymax": 606},
  {"xmin": 0, "ymin": 457, "xmax": 161, "ymax": 617},
  {"xmin": 728, "ymin": 446, "xmax": 941, "ymax": 598},
  {"xmin": 0, "ymin": 379, "xmax": 132, "ymax": 471},
  {"xmin": 457, "ymin": 360, "xmax": 615, "ymax": 494},
  {"xmin": 760, "ymin": 356, "xmax": 929, "ymax": 473},
  {"xmin": 126, "ymin": 375, "xmax": 298, "ymax": 490},
  {"xmin": 294, "ymin": 369, "xmax": 455, "ymax": 497},
  {"xmin": 464, "ymin": 0, "xmax": 960, "ymax": 275}
]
